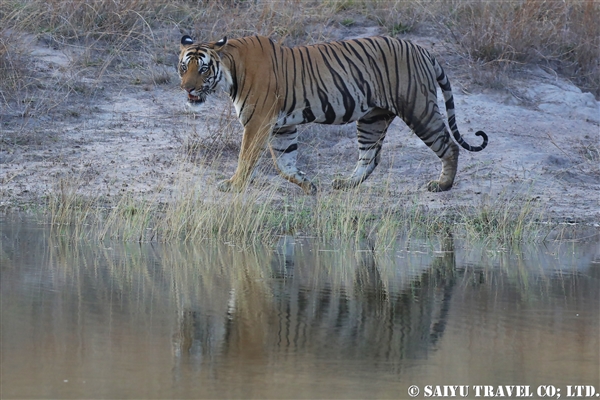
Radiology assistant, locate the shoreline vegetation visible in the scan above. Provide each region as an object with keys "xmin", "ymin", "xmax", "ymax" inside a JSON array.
[
  {"xmin": 44, "ymin": 174, "xmax": 588, "ymax": 246},
  {"xmin": 2, "ymin": 0, "xmax": 599, "ymax": 244}
]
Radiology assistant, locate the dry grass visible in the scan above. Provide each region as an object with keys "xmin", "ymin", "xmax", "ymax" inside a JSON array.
[
  {"xmin": 455, "ymin": 189, "xmax": 544, "ymax": 244},
  {"xmin": 446, "ymin": 0, "xmax": 599, "ymax": 96},
  {"xmin": 179, "ymin": 94, "xmax": 240, "ymax": 162},
  {"xmin": 45, "ymin": 166, "xmax": 547, "ymax": 247}
]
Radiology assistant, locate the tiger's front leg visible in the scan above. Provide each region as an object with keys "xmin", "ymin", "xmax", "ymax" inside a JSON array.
[
  {"xmin": 269, "ymin": 126, "xmax": 317, "ymax": 195},
  {"xmin": 217, "ymin": 118, "xmax": 272, "ymax": 193}
]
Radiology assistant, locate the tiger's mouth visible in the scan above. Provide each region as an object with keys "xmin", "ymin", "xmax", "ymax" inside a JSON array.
[{"xmin": 187, "ymin": 93, "xmax": 204, "ymax": 104}]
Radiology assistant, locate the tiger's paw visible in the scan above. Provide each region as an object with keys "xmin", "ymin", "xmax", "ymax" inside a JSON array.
[
  {"xmin": 426, "ymin": 180, "xmax": 452, "ymax": 192},
  {"xmin": 332, "ymin": 178, "xmax": 357, "ymax": 190},
  {"xmin": 217, "ymin": 179, "xmax": 235, "ymax": 192},
  {"xmin": 332, "ymin": 178, "xmax": 345, "ymax": 190},
  {"xmin": 300, "ymin": 181, "xmax": 317, "ymax": 195}
]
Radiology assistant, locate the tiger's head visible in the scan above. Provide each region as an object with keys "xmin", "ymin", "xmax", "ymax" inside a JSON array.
[{"xmin": 178, "ymin": 35, "xmax": 232, "ymax": 107}]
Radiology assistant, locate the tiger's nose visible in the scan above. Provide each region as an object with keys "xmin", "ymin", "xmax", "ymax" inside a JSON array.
[{"xmin": 181, "ymin": 84, "xmax": 194, "ymax": 93}]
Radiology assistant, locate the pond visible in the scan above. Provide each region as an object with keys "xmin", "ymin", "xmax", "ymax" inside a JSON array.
[{"xmin": 1, "ymin": 217, "xmax": 599, "ymax": 399}]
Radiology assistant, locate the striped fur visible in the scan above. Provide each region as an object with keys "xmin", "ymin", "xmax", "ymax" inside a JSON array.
[{"xmin": 178, "ymin": 35, "xmax": 488, "ymax": 194}]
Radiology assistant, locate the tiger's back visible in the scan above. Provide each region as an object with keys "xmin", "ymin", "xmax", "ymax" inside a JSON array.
[{"xmin": 279, "ymin": 37, "xmax": 433, "ymax": 126}]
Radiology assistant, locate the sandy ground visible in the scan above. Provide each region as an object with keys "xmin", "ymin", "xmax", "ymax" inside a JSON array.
[{"xmin": 1, "ymin": 31, "xmax": 599, "ymax": 226}]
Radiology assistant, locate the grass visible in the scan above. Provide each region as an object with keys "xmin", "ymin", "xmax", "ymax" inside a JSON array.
[
  {"xmin": 456, "ymin": 189, "xmax": 544, "ymax": 244},
  {"xmin": 446, "ymin": 0, "xmax": 600, "ymax": 96},
  {"xmin": 45, "ymin": 167, "xmax": 550, "ymax": 247}
]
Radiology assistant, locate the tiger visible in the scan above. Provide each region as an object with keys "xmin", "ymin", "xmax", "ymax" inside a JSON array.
[{"xmin": 178, "ymin": 34, "xmax": 488, "ymax": 194}]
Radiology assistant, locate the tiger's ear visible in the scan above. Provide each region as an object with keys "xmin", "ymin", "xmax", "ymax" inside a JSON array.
[
  {"xmin": 180, "ymin": 35, "xmax": 194, "ymax": 50},
  {"xmin": 213, "ymin": 37, "xmax": 228, "ymax": 52}
]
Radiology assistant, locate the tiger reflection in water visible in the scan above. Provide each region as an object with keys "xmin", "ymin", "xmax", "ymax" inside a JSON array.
[{"xmin": 173, "ymin": 237, "xmax": 456, "ymax": 372}]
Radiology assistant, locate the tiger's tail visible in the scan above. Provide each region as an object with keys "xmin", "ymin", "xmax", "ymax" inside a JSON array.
[{"xmin": 433, "ymin": 58, "xmax": 488, "ymax": 152}]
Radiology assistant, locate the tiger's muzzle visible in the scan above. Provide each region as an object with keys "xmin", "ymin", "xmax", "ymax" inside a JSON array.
[
  {"xmin": 185, "ymin": 89, "xmax": 208, "ymax": 105},
  {"xmin": 187, "ymin": 92, "xmax": 204, "ymax": 104}
]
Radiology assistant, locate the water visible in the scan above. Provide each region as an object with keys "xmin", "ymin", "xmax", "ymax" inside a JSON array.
[{"xmin": 1, "ymin": 218, "xmax": 599, "ymax": 399}]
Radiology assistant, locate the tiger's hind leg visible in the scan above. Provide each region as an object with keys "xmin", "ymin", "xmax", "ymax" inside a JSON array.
[
  {"xmin": 332, "ymin": 110, "xmax": 395, "ymax": 190},
  {"xmin": 269, "ymin": 126, "xmax": 317, "ymax": 195},
  {"xmin": 408, "ymin": 114, "xmax": 460, "ymax": 192}
]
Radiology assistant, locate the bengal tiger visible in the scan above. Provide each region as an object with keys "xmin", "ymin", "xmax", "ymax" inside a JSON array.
[{"xmin": 178, "ymin": 35, "xmax": 488, "ymax": 194}]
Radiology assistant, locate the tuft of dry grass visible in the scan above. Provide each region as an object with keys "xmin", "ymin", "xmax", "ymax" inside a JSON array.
[
  {"xmin": 446, "ymin": 0, "xmax": 600, "ymax": 96},
  {"xmin": 0, "ymin": 33, "xmax": 24, "ymax": 101},
  {"xmin": 179, "ymin": 94, "xmax": 241, "ymax": 163},
  {"xmin": 456, "ymin": 190, "xmax": 544, "ymax": 245}
]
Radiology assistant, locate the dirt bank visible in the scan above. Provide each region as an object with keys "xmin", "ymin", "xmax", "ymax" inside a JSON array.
[{"xmin": 1, "ymin": 31, "xmax": 599, "ymax": 227}]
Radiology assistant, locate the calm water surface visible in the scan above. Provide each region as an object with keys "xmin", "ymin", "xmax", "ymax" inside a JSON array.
[{"xmin": 1, "ymin": 218, "xmax": 599, "ymax": 399}]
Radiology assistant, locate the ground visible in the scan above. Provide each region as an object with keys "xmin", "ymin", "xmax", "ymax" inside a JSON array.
[{"xmin": 1, "ymin": 29, "xmax": 599, "ymax": 227}]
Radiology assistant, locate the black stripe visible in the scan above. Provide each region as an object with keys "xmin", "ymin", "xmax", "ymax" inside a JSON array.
[
  {"xmin": 284, "ymin": 48, "xmax": 297, "ymax": 116},
  {"xmin": 272, "ymin": 143, "xmax": 298, "ymax": 154},
  {"xmin": 302, "ymin": 99, "xmax": 315, "ymax": 123},
  {"xmin": 320, "ymin": 45, "xmax": 355, "ymax": 122}
]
